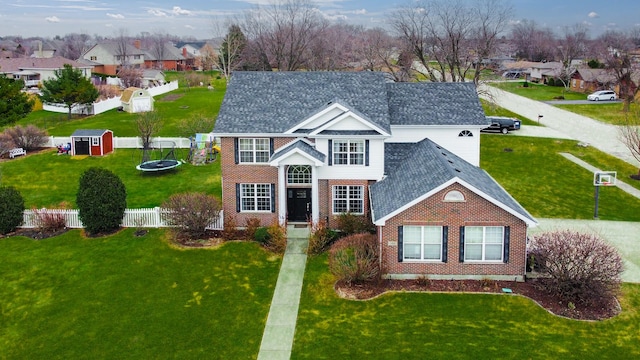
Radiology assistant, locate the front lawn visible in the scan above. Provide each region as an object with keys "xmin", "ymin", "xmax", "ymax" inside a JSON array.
[
  {"xmin": 0, "ymin": 229, "xmax": 281, "ymax": 359},
  {"xmin": 0, "ymin": 148, "xmax": 221, "ymax": 208},
  {"xmin": 490, "ymin": 81, "xmax": 587, "ymax": 101},
  {"xmin": 292, "ymin": 255, "xmax": 640, "ymax": 359},
  {"xmin": 480, "ymin": 135, "xmax": 640, "ymax": 220},
  {"xmin": 555, "ymin": 102, "xmax": 639, "ymax": 125}
]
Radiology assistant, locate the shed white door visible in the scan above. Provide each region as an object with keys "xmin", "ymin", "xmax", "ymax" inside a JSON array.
[{"xmin": 132, "ymin": 97, "xmax": 152, "ymax": 112}]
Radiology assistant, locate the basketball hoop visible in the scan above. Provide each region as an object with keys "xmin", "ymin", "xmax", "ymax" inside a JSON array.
[{"xmin": 594, "ymin": 171, "xmax": 617, "ymax": 187}]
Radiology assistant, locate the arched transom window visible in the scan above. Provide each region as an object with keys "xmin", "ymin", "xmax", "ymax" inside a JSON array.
[
  {"xmin": 287, "ymin": 165, "xmax": 312, "ymax": 184},
  {"xmin": 458, "ymin": 130, "xmax": 473, "ymax": 137}
]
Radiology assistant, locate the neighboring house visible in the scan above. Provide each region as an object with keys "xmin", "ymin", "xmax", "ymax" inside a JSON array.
[
  {"xmin": 121, "ymin": 87, "xmax": 154, "ymax": 113},
  {"xmin": 143, "ymin": 43, "xmax": 189, "ymax": 71},
  {"xmin": 212, "ymin": 71, "xmax": 537, "ymax": 281},
  {"xmin": 528, "ymin": 61, "xmax": 562, "ymax": 83},
  {"xmin": 30, "ymin": 40, "xmax": 60, "ymax": 58},
  {"xmin": 0, "ymin": 56, "xmax": 93, "ymax": 87},
  {"xmin": 81, "ymin": 42, "xmax": 145, "ymax": 75},
  {"xmin": 569, "ymin": 68, "xmax": 616, "ymax": 93}
]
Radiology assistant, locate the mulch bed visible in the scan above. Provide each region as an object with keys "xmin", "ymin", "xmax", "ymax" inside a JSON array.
[{"xmin": 335, "ymin": 279, "xmax": 620, "ymax": 321}]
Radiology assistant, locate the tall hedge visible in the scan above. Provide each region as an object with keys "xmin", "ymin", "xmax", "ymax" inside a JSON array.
[
  {"xmin": 76, "ymin": 167, "xmax": 126, "ymax": 235},
  {"xmin": 0, "ymin": 186, "xmax": 25, "ymax": 234}
]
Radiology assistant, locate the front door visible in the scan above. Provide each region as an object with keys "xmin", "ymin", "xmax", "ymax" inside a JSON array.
[{"xmin": 287, "ymin": 188, "xmax": 311, "ymax": 222}]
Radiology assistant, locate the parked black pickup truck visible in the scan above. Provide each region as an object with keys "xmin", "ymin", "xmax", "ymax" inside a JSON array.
[{"xmin": 481, "ymin": 116, "xmax": 521, "ymax": 134}]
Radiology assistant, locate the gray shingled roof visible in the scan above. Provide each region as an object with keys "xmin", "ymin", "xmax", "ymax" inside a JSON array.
[
  {"xmin": 370, "ymin": 139, "xmax": 536, "ymax": 225},
  {"xmin": 386, "ymin": 82, "xmax": 487, "ymax": 126},
  {"xmin": 213, "ymin": 72, "xmax": 392, "ymax": 134},
  {"xmin": 71, "ymin": 129, "xmax": 109, "ymax": 137},
  {"xmin": 269, "ymin": 140, "xmax": 326, "ymax": 163}
]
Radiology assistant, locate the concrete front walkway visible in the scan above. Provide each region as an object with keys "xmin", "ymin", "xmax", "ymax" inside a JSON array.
[{"xmin": 257, "ymin": 226, "xmax": 309, "ymax": 360}]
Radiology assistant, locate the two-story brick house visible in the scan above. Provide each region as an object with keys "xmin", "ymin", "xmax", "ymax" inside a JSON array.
[{"xmin": 212, "ymin": 71, "xmax": 536, "ymax": 280}]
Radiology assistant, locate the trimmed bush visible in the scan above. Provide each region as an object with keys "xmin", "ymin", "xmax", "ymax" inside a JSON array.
[
  {"xmin": 265, "ymin": 222, "xmax": 287, "ymax": 254},
  {"xmin": 328, "ymin": 233, "xmax": 380, "ymax": 285},
  {"xmin": 0, "ymin": 186, "xmax": 25, "ymax": 234},
  {"xmin": 528, "ymin": 230, "xmax": 624, "ymax": 306},
  {"xmin": 254, "ymin": 226, "xmax": 270, "ymax": 244},
  {"xmin": 161, "ymin": 192, "xmax": 221, "ymax": 241},
  {"xmin": 76, "ymin": 167, "xmax": 127, "ymax": 235}
]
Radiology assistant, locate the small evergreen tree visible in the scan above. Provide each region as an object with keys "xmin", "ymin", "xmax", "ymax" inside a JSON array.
[
  {"xmin": 0, "ymin": 186, "xmax": 25, "ymax": 235},
  {"xmin": 40, "ymin": 64, "xmax": 99, "ymax": 120},
  {"xmin": 0, "ymin": 76, "xmax": 34, "ymax": 126},
  {"xmin": 76, "ymin": 167, "xmax": 127, "ymax": 235}
]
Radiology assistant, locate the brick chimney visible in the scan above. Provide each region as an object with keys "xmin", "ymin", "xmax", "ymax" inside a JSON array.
[
  {"xmin": 182, "ymin": 47, "xmax": 187, "ymax": 57},
  {"xmin": 134, "ymin": 39, "xmax": 141, "ymax": 49}
]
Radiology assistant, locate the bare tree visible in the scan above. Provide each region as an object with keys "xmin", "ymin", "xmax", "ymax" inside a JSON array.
[
  {"xmin": 114, "ymin": 28, "xmax": 131, "ymax": 68},
  {"xmin": 136, "ymin": 111, "xmax": 162, "ymax": 162},
  {"xmin": 353, "ymin": 28, "xmax": 394, "ymax": 72},
  {"xmin": 554, "ymin": 24, "xmax": 589, "ymax": 92},
  {"xmin": 306, "ymin": 24, "xmax": 361, "ymax": 71},
  {"xmin": 619, "ymin": 111, "xmax": 640, "ymax": 179},
  {"xmin": 243, "ymin": 0, "xmax": 327, "ymax": 71},
  {"xmin": 469, "ymin": 0, "xmax": 513, "ymax": 85},
  {"xmin": 510, "ymin": 19, "xmax": 556, "ymax": 61},
  {"xmin": 60, "ymin": 32, "xmax": 91, "ymax": 60},
  {"xmin": 118, "ymin": 67, "xmax": 143, "ymax": 88},
  {"xmin": 199, "ymin": 43, "xmax": 217, "ymax": 71},
  {"xmin": 597, "ymin": 30, "xmax": 639, "ymax": 112},
  {"xmin": 149, "ymin": 31, "xmax": 170, "ymax": 69}
]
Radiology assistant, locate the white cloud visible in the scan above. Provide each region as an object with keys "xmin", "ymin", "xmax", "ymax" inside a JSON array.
[
  {"xmin": 172, "ymin": 6, "xmax": 192, "ymax": 16},
  {"xmin": 45, "ymin": 16, "xmax": 60, "ymax": 23},
  {"xmin": 508, "ymin": 19, "xmax": 521, "ymax": 26},
  {"xmin": 588, "ymin": 11, "xmax": 599, "ymax": 18},
  {"xmin": 148, "ymin": 9, "xmax": 168, "ymax": 17},
  {"xmin": 106, "ymin": 13, "xmax": 124, "ymax": 19},
  {"xmin": 185, "ymin": 24, "xmax": 195, "ymax": 30},
  {"xmin": 352, "ymin": 9, "xmax": 367, "ymax": 15}
]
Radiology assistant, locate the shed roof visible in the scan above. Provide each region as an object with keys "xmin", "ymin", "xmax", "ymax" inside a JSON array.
[{"xmin": 71, "ymin": 129, "xmax": 111, "ymax": 137}]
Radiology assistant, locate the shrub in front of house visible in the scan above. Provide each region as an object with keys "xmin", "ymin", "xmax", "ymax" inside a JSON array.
[
  {"xmin": 0, "ymin": 186, "xmax": 25, "ymax": 235},
  {"xmin": 328, "ymin": 233, "xmax": 380, "ymax": 285},
  {"xmin": 307, "ymin": 219, "xmax": 340, "ymax": 256},
  {"xmin": 254, "ymin": 226, "xmax": 270, "ymax": 244},
  {"xmin": 222, "ymin": 214, "xmax": 238, "ymax": 241},
  {"xmin": 76, "ymin": 167, "xmax": 127, "ymax": 236},
  {"xmin": 336, "ymin": 212, "xmax": 376, "ymax": 236},
  {"xmin": 245, "ymin": 217, "xmax": 261, "ymax": 241},
  {"xmin": 528, "ymin": 230, "xmax": 624, "ymax": 306},
  {"xmin": 161, "ymin": 192, "xmax": 221, "ymax": 242},
  {"xmin": 265, "ymin": 222, "xmax": 287, "ymax": 254}
]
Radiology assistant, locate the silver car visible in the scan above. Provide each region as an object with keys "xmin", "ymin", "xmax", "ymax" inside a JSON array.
[{"xmin": 587, "ymin": 90, "xmax": 617, "ymax": 101}]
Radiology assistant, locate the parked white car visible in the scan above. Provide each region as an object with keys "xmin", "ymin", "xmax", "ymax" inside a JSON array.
[{"xmin": 587, "ymin": 90, "xmax": 617, "ymax": 101}]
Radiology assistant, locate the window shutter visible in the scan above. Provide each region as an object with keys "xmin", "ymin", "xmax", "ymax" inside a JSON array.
[
  {"xmin": 328, "ymin": 140, "xmax": 333, "ymax": 166},
  {"xmin": 271, "ymin": 183, "xmax": 276, "ymax": 213},
  {"xmin": 442, "ymin": 226, "xmax": 448, "ymax": 263},
  {"xmin": 397, "ymin": 226, "xmax": 404, "ymax": 262},
  {"xmin": 270, "ymin": 138, "xmax": 274, "ymax": 156},
  {"xmin": 235, "ymin": 184, "xmax": 241, "ymax": 212},
  {"xmin": 503, "ymin": 226, "xmax": 510, "ymax": 263},
  {"xmin": 459, "ymin": 226, "xmax": 465, "ymax": 263},
  {"xmin": 234, "ymin": 138, "xmax": 239, "ymax": 164},
  {"xmin": 365, "ymin": 140, "xmax": 370, "ymax": 166}
]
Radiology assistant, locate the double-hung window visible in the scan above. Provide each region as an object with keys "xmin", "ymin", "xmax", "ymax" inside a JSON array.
[
  {"xmin": 240, "ymin": 184, "xmax": 272, "ymax": 212},
  {"xmin": 239, "ymin": 138, "xmax": 270, "ymax": 164},
  {"xmin": 332, "ymin": 185, "xmax": 363, "ymax": 214},
  {"xmin": 464, "ymin": 226, "xmax": 504, "ymax": 261},
  {"xmin": 403, "ymin": 226, "xmax": 443, "ymax": 261},
  {"xmin": 333, "ymin": 140, "xmax": 364, "ymax": 165}
]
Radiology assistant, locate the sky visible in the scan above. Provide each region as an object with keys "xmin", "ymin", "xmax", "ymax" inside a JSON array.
[{"xmin": 0, "ymin": 0, "xmax": 638, "ymax": 39}]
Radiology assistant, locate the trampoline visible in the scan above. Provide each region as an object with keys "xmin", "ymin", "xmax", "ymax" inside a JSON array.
[{"xmin": 136, "ymin": 141, "xmax": 182, "ymax": 172}]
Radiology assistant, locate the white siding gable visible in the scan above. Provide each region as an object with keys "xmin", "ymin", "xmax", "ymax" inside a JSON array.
[{"xmin": 389, "ymin": 126, "xmax": 481, "ymax": 166}]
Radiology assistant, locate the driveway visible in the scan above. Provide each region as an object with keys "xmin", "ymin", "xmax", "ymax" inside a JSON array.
[
  {"xmin": 480, "ymin": 84, "xmax": 639, "ymax": 168},
  {"xmin": 543, "ymin": 99, "xmax": 622, "ymax": 105}
]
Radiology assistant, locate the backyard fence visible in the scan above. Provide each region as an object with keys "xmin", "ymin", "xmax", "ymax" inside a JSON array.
[
  {"xmin": 21, "ymin": 208, "xmax": 224, "ymax": 230},
  {"xmin": 45, "ymin": 136, "xmax": 193, "ymax": 149}
]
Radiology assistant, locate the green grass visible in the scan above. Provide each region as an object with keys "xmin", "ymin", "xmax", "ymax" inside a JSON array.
[
  {"xmin": 14, "ymin": 78, "xmax": 227, "ymax": 137},
  {"xmin": 490, "ymin": 81, "xmax": 587, "ymax": 101},
  {"xmin": 0, "ymin": 229, "xmax": 281, "ymax": 359},
  {"xmin": 480, "ymin": 135, "xmax": 640, "ymax": 220},
  {"xmin": 292, "ymin": 255, "xmax": 640, "ymax": 360},
  {"xmin": 556, "ymin": 102, "xmax": 639, "ymax": 125},
  {"xmin": 0, "ymin": 148, "xmax": 221, "ymax": 208}
]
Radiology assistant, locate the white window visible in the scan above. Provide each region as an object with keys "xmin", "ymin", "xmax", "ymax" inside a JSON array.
[
  {"xmin": 239, "ymin": 138, "xmax": 270, "ymax": 164},
  {"xmin": 333, "ymin": 140, "xmax": 364, "ymax": 165},
  {"xmin": 240, "ymin": 184, "xmax": 271, "ymax": 212},
  {"xmin": 458, "ymin": 130, "xmax": 473, "ymax": 137},
  {"xmin": 464, "ymin": 226, "xmax": 503, "ymax": 261},
  {"xmin": 287, "ymin": 165, "xmax": 311, "ymax": 184},
  {"xmin": 403, "ymin": 226, "xmax": 443, "ymax": 261},
  {"xmin": 332, "ymin": 185, "xmax": 363, "ymax": 214},
  {"xmin": 91, "ymin": 137, "xmax": 99, "ymax": 146}
]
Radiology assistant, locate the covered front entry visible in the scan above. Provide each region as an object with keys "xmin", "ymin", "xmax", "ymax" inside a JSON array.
[{"xmin": 287, "ymin": 188, "xmax": 311, "ymax": 222}]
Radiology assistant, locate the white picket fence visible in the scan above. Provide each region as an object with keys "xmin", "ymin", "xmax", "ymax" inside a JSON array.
[
  {"xmin": 21, "ymin": 208, "xmax": 224, "ymax": 230},
  {"xmin": 45, "ymin": 136, "xmax": 193, "ymax": 149},
  {"xmin": 42, "ymin": 81, "xmax": 179, "ymax": 115}
]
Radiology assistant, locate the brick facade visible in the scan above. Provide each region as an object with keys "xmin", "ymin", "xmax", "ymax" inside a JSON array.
[{"xmin": 380, "ymin": 183, "xmax": 527, "ymax": 281}]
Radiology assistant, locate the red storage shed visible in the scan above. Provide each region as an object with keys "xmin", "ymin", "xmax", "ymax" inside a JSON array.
[{"xmin": 71, "ymin": 129, "xmax": 114, "ymax": 156}]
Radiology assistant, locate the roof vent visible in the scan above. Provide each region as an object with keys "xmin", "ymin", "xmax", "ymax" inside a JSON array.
[{"xmin": 455, "ymin": 168, "xmax": 461, "ymax": 172}]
